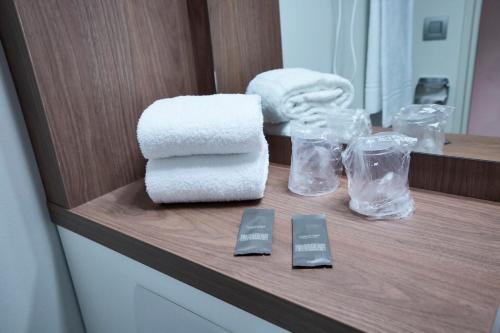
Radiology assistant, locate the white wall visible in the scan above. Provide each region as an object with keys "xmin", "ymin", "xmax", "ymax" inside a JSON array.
[
  {"xmin": 279, "ymin": 0, "xmax": 368, "ymax": 109},
  {"xmin": 0, "ymin": 43, "xmax": 84, "ymax": 333},
  {"xmin": 469, "ymin": 0, "xmax": 500, "ymax": 137},
  {"xmin": 412, "ymin": 0, "xmax": 481, "ymax": 133}
]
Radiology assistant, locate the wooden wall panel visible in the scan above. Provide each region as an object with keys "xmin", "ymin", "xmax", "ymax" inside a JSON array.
[
  {"xmin": 0, "ymin": 0, "xmax": 69, "ymax": 206},
  {"xmin": 0, "ymin": 0, "xmax": 212, "ymax": 208},
  {"xmin": 207, "ymin": 0, "xmax": 283, "ymax": 93},
  {"xmin": 187, "ymin": 0, "xmax": 217, "ymax": 95}
]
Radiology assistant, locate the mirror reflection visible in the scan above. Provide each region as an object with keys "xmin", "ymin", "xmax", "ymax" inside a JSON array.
[{"xmin": 254, "ymin": 0, "xmax": 499, "ymax": 158}]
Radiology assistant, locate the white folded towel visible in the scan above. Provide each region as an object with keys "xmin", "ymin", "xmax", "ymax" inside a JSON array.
[
  {"xmin": 137, "ymin": 94, "xmax": 263, "ymax": 159},
  {"xmin": 145, "ymin": 136, "xmax": 269, "ymax": 203},
  {"xmin": 246, "ymin": 68, "xmax": 354, "ymax": 124},
  {"xmin": 263, "ymin": 113, "xmax": 328, "ymax": 136}
]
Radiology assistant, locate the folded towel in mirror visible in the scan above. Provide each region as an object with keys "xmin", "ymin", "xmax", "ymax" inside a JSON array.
[
  {"xmin": 137, "ymin": 94, "xmax": 263, "ymax": 159},
  {"xmin": 145, "ymin": 136, "xmax": 269, "ymax": 203},
  {"xmin": 246, "ymin": 68, "xmax": 354, "ymax": 124},
  {"xmin": 263, "ymin": 107, "xmax": 331, "ymax": 136}
]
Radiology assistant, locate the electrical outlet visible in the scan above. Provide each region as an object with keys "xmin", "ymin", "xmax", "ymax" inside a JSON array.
[{"xmin": 423, "ymin": 16, "xmax": 448, "ymax": 41}]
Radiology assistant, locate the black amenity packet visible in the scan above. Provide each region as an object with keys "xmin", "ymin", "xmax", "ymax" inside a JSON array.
[
  {"xmin": 234, "ymin": 208, "xmax": 275, "ymax": 256},
  {"xmin": 292, "ymin": 214, "xmax": 332, "ymax": 268}
]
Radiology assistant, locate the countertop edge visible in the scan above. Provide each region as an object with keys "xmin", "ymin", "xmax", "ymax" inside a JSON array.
[{"xmin": 48, "ymin": 202, "xmax": 362, "ymax": 333}]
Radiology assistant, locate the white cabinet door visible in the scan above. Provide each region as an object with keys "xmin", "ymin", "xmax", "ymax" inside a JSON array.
[
  {"xmin": 135, "ymin": 285, "xmax": 228, "ymax": 333},
  {"xmin": 58, "ymin": 226, "xmax": 288, "ymax": 333}
]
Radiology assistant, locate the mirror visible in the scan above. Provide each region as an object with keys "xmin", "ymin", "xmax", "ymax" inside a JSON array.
[{"xmin": 263, "ymin": 0, "xmax": 499, "ymax": 162}]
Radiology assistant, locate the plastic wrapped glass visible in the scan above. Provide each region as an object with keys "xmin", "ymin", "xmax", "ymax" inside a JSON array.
[
  {"xmin": 288, "ymin": 125, "xmax": 342, "ymax": 196},
  {"xmin": 392, "ymin": 104, "xmax": 455, "ymax": 154},
  {"xmin": 327, "ymin": 108, "xmax": 372, "ymax": 144},
  {"xmin": 342, "ymin": 132, "xmax": 417, "ymax": 219}
]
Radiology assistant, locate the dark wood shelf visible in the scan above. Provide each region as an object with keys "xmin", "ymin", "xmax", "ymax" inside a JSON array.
[{"xmin": 50, "ymin": 164, "xmax": 500, "ymax": 333}]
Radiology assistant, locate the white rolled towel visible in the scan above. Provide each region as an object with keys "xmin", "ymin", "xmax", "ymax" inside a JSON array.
[
  {"xmin": 263, "ymin": 107, "xmax": 330, "ymax": 136},
  {"xmin": 137, "ymin": 94, "xmax": 263, "ymax": 159},
  {"xmin": 246, "ymin": 68, "xmax": 354, "ymax": 124},
  {"xmin": 145, "ymin": 136, "xmax": 269, "ymax": 203}
]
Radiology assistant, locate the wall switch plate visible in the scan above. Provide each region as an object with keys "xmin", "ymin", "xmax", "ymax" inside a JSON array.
[{"xmin": 423, "ymin": 16, "xmax": 448, "ymax": 41}]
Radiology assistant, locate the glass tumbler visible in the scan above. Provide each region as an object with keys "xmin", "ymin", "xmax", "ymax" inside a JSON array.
[
  {"xmin": 342, "ymin": 132, "xmax": 417, "ymax": 219},
  {"xmin": 392, "ymin": 104, "xmax": 455, "ymax": 154},
  {"xmin": 288, "ymin": 125, "xmax": 342, "ymax": 196},
  {"xmin": 327, "ymin": 107, "xmax": 372, "ymax": 144}
]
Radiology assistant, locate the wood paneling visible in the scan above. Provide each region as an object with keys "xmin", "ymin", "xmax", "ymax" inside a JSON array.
[
  {"xmin": 409, "ymin": 153, "xmax": 500, "ymax": 202},
  {"xmin": 50, "ymin": 164, "xmax": 500, "ymax": 333},
  {"xmin": 186, "ymin": 0, "xmax": 216, "ymax": 95},
  {"xmin": 266, "ymin": 134, "xmax": 293, "ymax": 165},
  {"xmin": 267, "ymin": 134, "xmax": 500, "ymax": 201},
  {"xmin": 0, "ymin": 0, "xmax": 209, "ymax": 208},
  {"xmin": 207, "ymin": 0, "xmax": 283, "ymax": 93}
]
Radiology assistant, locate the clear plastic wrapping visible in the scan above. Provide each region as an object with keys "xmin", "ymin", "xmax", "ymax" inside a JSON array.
[
  {"xmin": 342, "ymin": 132, "xmax": 417, "ymax": 219},
  {"xmin": 392, "ymin": 104, "xmax": 455, "ymax": 154},
  {"xmin": 327, "ymin": 108, "xmax": 372, "ymax": 144},
  {"xmin": 288, "ymin": 125, "xmax": 342, "ymax": 196}
]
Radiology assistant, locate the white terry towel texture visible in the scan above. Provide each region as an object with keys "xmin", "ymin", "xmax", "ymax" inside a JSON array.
[
  {"xmin": 263, "ymin": 107, "xmax": 330, "ymax": 136},
  {"xmin": 145, "ymin": 136, "xmax": 269, "ymax": 203},
  {"xmin": 246, "ymin": 68, "xmax": 354, "ymax": 125},
  {"xmin": 137, "ymin": 94, "xmax": 263, "ymax": 159}
]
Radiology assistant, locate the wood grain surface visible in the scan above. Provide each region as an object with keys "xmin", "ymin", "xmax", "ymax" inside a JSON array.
[
  {"xmin": 187, "ymin": 0, "xmax": 216, "ymax": 95},
  {"xmin": 444, "ymin": 132, "xmax": 500, "ymax": 162},
  {"xmin": 50, "ymin": 164, "xmax": 500, "ymax": 333},
  {"xmin": 0, "ymin": 0, "xmax": 69, "ymax": 206},
  {"xmin": 0, "ymin": 0, "xmax": 205, "ymax": 208},
  {"xmin": 207, "ymin": 0, "xmax": 283, "ymax": 93},
  {"xmin": 266, "ymin": 134, "xmax": 500, "ymax": 202},
  {"xmin": 373, "ymin": 127, "xmax": 500, "ymax": 162}
]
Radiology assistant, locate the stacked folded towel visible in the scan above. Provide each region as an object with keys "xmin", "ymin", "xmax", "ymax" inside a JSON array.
[
  {"xmin": 246, "ymin": 68, "xmax": 355, "ymax": 136},
  {"xmin": 137, "ymin": 94, "xmax": 269, "ymax": 203}
]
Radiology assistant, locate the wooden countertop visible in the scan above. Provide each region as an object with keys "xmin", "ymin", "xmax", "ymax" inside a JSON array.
[
  {"xmin": 444, "ymin": 132, "xmax": 500, "ymax": 162},
  {"xmin": 49, "ymin": 164, "xmax": 500, "ymax": 333},
  {"xmin": 371, "ymin": 127, "xmax": 500, "ymax": 162}
]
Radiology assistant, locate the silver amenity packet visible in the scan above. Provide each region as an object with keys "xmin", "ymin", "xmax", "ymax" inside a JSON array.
[
  {"xmin": 292, "ymin": 214, "xmax": 332, "ymax": 268},
  {"xmin": 234, "ymin": 208, "xmax": 275, "ymax": 256}
]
